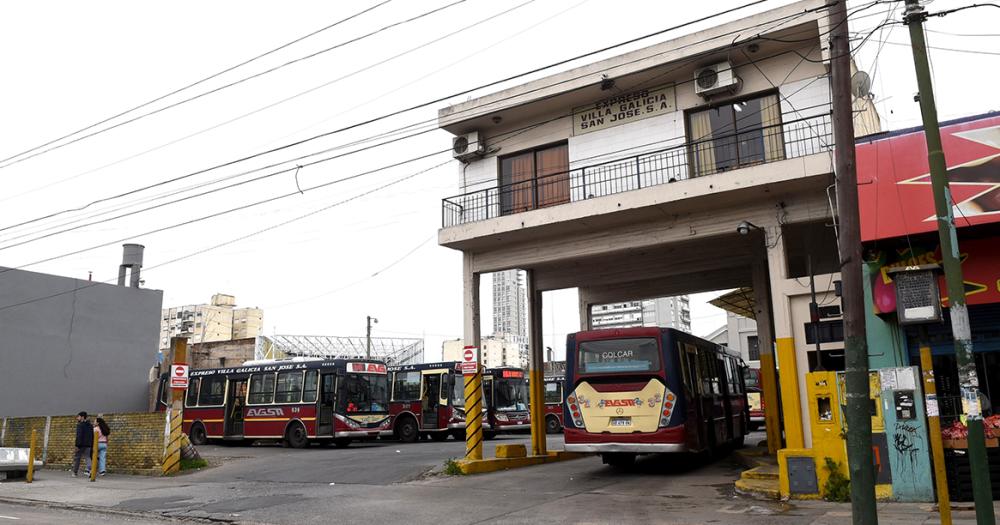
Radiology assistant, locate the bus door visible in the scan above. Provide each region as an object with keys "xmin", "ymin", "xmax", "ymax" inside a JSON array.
[
  {"xmin": 421, "ymin": 372, "xmax": 442, "ymax": 429},
  {"xmin": 717, "ymin": 355, "xmax": 734, "ymax": 443},
  {"xmin": 317, "ymin": 373, "xmax": 336, "ymax": 436},
  {"xmin": 686, "ymin": 345, "xmax": 711, "ymax": 449},
  {"xmin": 224, "ymin": 379, "xmax": 247, "ymax": 437}
]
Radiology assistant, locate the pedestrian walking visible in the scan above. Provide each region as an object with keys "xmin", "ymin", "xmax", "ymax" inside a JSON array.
[
  {"xmin": 95, "ymin": 417, "xmax": 111, "ymax": 476},
  {"xmin": 72, "ymin": 411, "xmax": 93, "ymax": 477}
]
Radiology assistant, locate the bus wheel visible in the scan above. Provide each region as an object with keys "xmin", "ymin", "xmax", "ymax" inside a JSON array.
[
  {"xmin": 333, "ymin": 438, "xmax": 351, "ymax": 448},
  {"xmin": 602, "ymin": 453, "xmax": 636, "ymax": 469},
  {"xmin": 429, "ymin": 432, "xmax": 448, "ymax": 442},
  {"xmin": 285, "ymin": 422, "xmax": 310, "ymax": 449},
  {"xmin": 189, "ymin": 423, "xmax": 208, "ymax": 446},
  {"xmin": 546, "ymin": 415, "xmax": 562, "ymax": 434},
  {"xmin": 396, "ymin": 416, "xmax": 418, "ymax": 443}
]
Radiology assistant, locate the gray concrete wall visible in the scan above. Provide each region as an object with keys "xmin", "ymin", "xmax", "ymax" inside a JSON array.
[{"xmin": 0, "ymin": 268, "xmax": 163, "ymax": 417}]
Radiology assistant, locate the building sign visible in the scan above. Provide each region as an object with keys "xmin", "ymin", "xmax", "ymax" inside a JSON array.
[
  {"xmin": 572, "ymin": 84, "xmax": 676, "ymax": 135},
  {"xmin": 870, "ymin": 238, "xmax": 1000, "ymax": 315},
  {"xmin": 857, "ymin": 113, "xmax": 1000, "ymax": 242}
]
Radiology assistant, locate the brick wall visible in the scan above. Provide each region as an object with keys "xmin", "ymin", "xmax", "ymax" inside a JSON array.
[{"xmin": 1, "ymin": 412, "xmax": 167, "ymax": 475}]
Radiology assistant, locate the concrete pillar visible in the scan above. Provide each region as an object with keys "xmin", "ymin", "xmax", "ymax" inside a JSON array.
[
  {"xmin": 577, "ymin": 288, "xmax": 592, "ymax": 331},
  {"xmin": 526, "ymin": 270, "xmax": 547, "ymax": 456},
  {"xmin": 752, "ymin": 236, "xmax": 782, "ymax": 455},
  {"xmin": 463, "ymin": 253, "xmax": 482, "ymax": 354},
  {"xmin": 766, "ymin": 227, "xmax": 807, "ymax": 449}
]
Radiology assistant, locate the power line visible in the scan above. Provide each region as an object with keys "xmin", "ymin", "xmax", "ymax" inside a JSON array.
[
  {"xmin": 0, "ymin": 0, "xmax": 770, "ymax": 234},
  {"xmin": 0, "ymin": 0, "xmax": 394, "ymax": 168},
  {"xmin": 2, "ymin": 3, "xmax": 886, "ymax": 250}
]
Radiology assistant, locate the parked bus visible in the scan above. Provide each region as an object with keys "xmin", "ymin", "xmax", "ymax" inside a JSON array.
[
  {"xmin": 563, "ymin": 327, "xmax": 749, "ymax": 467},
  {"xmin": 157, "ymin": 358, "xmax": 390, "ymax": 448},
  {"xmin": 385, "ymin": 362, "xmax": 467, "ymax": 442},
  {"xmin": 482, "ymin": 367, "xmax": 531, "ymax": 438},
  {"xmin": 743, "ymin": 368, "xmax": 764, "ymax": 431},
  {"xmin": 544, "ymin": 376, "xmax": 565, "ymax": 434}
]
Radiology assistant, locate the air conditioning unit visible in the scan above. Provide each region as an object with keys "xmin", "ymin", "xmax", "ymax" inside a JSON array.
[
  {"xmin": 452, "ymin": 131, "xmax": 484, "ymax": 162},
  {"xmin": 694, "ymin": 61, "xmax": 741, "ymax": 98}
]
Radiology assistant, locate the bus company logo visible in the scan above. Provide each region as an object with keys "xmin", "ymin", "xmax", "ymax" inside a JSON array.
[
  {"xmin": 598, "ymin": 398, "xmax": 642, "ymax": 409},
  {"xmin": 247, "ymin": 407, "xmax": 284, "ymax": 417},
  {"xmin": 647, "ymin": 392, "xmax": 663, "ymax": 408},
  {"xmin": 348, "ymin": 362, "xmax": 387, "ymax": 374}
]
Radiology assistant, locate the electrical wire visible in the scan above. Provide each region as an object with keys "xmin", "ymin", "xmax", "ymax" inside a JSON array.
[{"xmin": 0, "ymin": 0, "xmax": 394, "ymax": 167}]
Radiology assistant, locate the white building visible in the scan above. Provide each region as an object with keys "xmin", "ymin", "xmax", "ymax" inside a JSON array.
[
  {"xmin": 159, "ymin": 293, "xmax": 263, "ymax": 351},
  {"xmin": 591, "ymin": 296, "xmax": 691, "ymax": 332},
  {"xmin": 706, "ymin": 312, "xmax": 760, "ymax": 368},
  {"xmin": 492, "ymin": 269, "xmax": 528, "ymax": 364},
  {"xmin": 443, "ymin": 336, "xmax": 526, "ymax": 369}
]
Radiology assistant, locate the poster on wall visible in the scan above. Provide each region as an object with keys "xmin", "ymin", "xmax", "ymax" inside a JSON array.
[
  {"xmin": 856, "ymin": 113, "xmax": 1000, "ymax": 242},
  {"xmin": 572, "ymin": 84, "xmax": 676, "ymax": 135}
]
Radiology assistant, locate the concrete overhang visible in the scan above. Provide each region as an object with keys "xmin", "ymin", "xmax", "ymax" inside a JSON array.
[
  {"xmin": 437, "ymin": 0, "xmax": 830, "ymax": 135},
  {"xmin": 438, "ymin": 152, "xmax": 834, "ymax": 253}
]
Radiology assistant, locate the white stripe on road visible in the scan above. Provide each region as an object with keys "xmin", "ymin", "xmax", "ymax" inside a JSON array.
[{"xmin": 0, "ymin": 516, "xmax": 21, "ymax": 520}]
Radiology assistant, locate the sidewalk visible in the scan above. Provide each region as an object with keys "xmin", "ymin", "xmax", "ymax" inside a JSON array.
[{"xmin": 2, "ymin": 461, "xmax": 999, "ymax": 524}]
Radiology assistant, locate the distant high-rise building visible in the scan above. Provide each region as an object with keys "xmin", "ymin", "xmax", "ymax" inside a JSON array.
[
  {"xmin": 159, "ymin": 293, "xmax": 263, "ymax": 351},
  {"xmin": 492, "ymin": 269, "xmax": 528, "ymax": 364},
  {"xmin": 591, "ymin": 296, "xmax": 691, "ymax": 332}
]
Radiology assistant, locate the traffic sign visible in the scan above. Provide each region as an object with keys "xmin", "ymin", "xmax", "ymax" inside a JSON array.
[
  {"xmin": 170, "ymin": 363, "xmax": 189, "ymax": 389},
  {"xmin": 461, "ymin": 346, "xmax": 478, "ymax": 374}
]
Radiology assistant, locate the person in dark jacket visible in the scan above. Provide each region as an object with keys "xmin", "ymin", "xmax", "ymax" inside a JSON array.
[{"xmin": 72, "ymin": 411, "xmax": 94, "ymax": 477}]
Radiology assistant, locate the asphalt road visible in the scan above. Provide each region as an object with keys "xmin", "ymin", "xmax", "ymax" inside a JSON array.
[
  {"xmin": 194, "ymin": 433, "xmax": 553, "ymax": 485},
  {"xmin": 0, "ymin": 502, "xmax": 173, "ymax": 524}
]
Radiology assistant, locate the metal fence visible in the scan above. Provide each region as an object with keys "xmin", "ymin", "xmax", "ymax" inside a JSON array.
[{"xmin": 442, "ymin": 112, "xmax": 833, "ymax": 227}]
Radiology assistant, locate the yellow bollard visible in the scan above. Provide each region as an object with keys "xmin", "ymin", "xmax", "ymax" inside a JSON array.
[
  {"xmin": 920, "ymin": 335, "xmax": 952, "ymax": 525},
  {"xmin": 26, "ymin": 429, "xmax": 36, "ymax": 483},
  {"xmin": 89, "ymin": 429, "xmax": 99, "ymax": 482},
  {"xmin": 464, "ymin": 367, "xmax": 483, "ymax": 461}
]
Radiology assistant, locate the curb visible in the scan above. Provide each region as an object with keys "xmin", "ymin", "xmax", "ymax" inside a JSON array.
[{"xmin": 456, "ymin": 450, "xmax": 589, "ymax": 475}]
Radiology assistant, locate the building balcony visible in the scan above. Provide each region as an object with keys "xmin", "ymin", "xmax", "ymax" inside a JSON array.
[{"xmin": 439, "ymin": 112, "xmax": 832, "ymax": 248}]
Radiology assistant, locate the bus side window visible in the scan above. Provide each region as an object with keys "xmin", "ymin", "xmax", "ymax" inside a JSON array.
[
  {"xmin": 185, "ymin": 378, "xmax": 200, "ymax": 407},
  {"xmin": 248, "ymin": 373, "xmax": 276, "ymax": 404},
  {"xmin": 303, "ymin": 370, "xmax": 318, "ymax": 403},
  {"xmin": 275, "ymin": 371, "xmax": 304, "ymax": 404},
  {"xmin": 199, "ymin": 376, "xmax": 225, "ymax": 406},
  {"xmin": 392, "ymin": 372, "xmax": 420, "ymax": 401},
  {"xmin": 544, "ymin": 381, "xmax": 561, "ymax": 404}
]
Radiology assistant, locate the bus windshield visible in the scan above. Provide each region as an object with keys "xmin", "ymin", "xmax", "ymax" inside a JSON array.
[
  {"xmin": 577, "ymin": 337, "xmax": 661, "ymax": 374},
  {"xmin": 451, "ymin": 375, "xmax": 464, "ymax": 407},
  {"xmin": 494, "ymin": 378, "xmax": 528, "ymax": 411},
  {"xmin": 339, "ymin": 373, "xmax": 389, "ymax": 413}
]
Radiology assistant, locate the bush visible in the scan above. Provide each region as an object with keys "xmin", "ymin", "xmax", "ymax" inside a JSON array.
[
  {"xmin": 180, "ymin": 458, "xmax": 208, "ymax": 471},
  {"xmin": 443, "ymin": 458, "xmax": 465, "ymax": 476},
  {"xmin": 822, "ymin": 457, "xmax": 851, "ymax": 502}
]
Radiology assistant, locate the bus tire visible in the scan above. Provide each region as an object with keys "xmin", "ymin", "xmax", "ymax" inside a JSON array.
[
  {"xmin": 285, "ymin": 422, "xmax": 309, "ymax": 449},
  {"xmin": 546, "ymin": 415, "xmax": 562, "ymax": 434},
  {"xmin": 396, "ymin": 415, "xmax": 418, "ymax": 443},
  {"xmin": 602, "ymin": 452, "xmax": 636, "ymax": 469},
  {"xmin": 189, "ymin": 423, "xmax": 208, "ymax": 446},
  {"xmin": 333, "ymin": 438, "xmax": 351, "ymax": 448}
]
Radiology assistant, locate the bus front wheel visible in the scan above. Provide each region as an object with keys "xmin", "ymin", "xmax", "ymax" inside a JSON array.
[
  {"xmin": 285, "ymin": 422, "xmax": 310, "ymax": 449},
  {"xmin": 546, "ymin": 415, "xmax": 562, "ymax": 434},
  {"xmin": 189, "ymin": 423, "xmax": 208, "ymax": 446},
  {"xmin": 396, "ymin": 416, "xmax": 418, "ymax": 443}
]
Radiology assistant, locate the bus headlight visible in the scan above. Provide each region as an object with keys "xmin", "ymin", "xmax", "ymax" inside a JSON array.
[{"xmin": 495, "ymin": 413, "xmax": 509, "ymax": 422}]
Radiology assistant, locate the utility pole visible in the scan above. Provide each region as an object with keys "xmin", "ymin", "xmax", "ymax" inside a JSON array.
[
  {"xmin": 366, "ymin": 315, "xmax": 378, "ymax": 359},
  {"xmin": 904, "ymin": 2, "xmax": 994, "ymax": 522},
  {"xmin": 830, "ymin": 2, "xmax": 878, "ymax": 523}
]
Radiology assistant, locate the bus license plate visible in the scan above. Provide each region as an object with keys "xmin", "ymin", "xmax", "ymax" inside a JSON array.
[{"xmin": 610, "ymin": 417, "xmax": 631, "ymax": 427}]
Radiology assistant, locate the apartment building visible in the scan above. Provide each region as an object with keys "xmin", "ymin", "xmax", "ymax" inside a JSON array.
[
  {"xmin": 159, "ymin": 293, "xmax": 263, "ymax": 350},
  {"xmin": 590, "ymin": 296, "xmax": 691, "ymax": 332}
]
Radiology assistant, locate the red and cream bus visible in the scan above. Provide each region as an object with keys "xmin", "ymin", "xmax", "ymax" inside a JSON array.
[
  {"xmin": 544, "ymin": 376, "xmax": 565, "ymax": 434},
  {"xmin": 158, "ymin": 358, "xmax": 390, "ymax": 448},
  {"xmin": 563, "ymin": 327, "xmax": 748, "ymax": 467},
  {"xmin": 384, "ymin": 361, "xmax": 468, "ymax": 442},
  {"xmin": 482, "ymin": 367, "xmax": 530, "ymax": 438}
]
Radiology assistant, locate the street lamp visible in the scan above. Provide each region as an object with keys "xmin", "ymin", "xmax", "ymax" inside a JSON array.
[{"xmin": 366, "ymin": 316, "xmax": 378, "ymax": 359}]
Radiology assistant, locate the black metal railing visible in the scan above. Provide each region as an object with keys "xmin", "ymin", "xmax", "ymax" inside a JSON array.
[{"xmin": 442, "ymin": 112, "xmax": 833, "ymax": 228}]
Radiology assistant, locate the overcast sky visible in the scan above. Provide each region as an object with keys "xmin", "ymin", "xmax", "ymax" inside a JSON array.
[{"xmin": 1, "ymin": 0, "xmax": 997, "ymax": 362}]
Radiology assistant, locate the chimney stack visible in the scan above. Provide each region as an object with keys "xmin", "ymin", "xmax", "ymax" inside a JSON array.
[{"xmin": 118, "ymin": 243, "xmax": 145, "ymax": 288}]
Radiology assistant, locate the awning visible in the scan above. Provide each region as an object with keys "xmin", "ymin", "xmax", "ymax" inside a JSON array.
[{"xmin": 709, "ymin": 288, "xmax": 756, "ymax": 320}]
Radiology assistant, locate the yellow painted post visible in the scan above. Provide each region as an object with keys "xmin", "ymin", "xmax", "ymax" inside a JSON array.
[
  {"xmin": 529, "ymin": 367, "xmax": 546, "ymax": 456},
  {"xmin": 89, "ymin": 429, "xmax": 99, "ymax": 482},
  {"xmin": 464, "ymin": 366, "xmax": 484, "ymax": 461},
  {"xmin": 162, "ymin": 337, "xmax": 187, "ymax": 475},
  {"xmin": 25, "ymin": 429, "xmax": 36, "ymax": 483},
  {"xmin": 776, "ymin": 337, "xmax": 805, "ymax": 449},
  {"xmin": 526, "ymin": 270, "xmax": 546, "ymax": 457},
  {"xmin": 920, "ymin": 336, "xmax": 952, "ymax": 525}
]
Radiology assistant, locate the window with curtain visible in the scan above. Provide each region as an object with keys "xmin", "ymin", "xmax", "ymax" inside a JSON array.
[
  {"xmin": 499, "ymin": 142, "xmax": 569, "ymax": 215},
  {"xmin": 688, "ymin": 93, "xmax": 783, "ymax": 177}
]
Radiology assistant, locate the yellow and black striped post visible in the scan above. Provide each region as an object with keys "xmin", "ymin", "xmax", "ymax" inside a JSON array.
[
  {"xmin": 162, "ymin": 337, "xmax": 187, "ymax": 475},
  {"xmin": 89, "ymin": 429, "xmax": 99, "ymax": 482},
  {"xmin": 25, "ymin": 429, "xmax": 36, "ymax": 483},
  {"xmin": 464, "ymin": 366, "xmax": 484, "ymax": 461}
]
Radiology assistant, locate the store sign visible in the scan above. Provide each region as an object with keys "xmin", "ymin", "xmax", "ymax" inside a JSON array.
[
  {"xmin": 572, "ymin": 84, "xmax": 676, "ymax": 135},
  {"xmin": 857, "ymin": 114, "xmax": 1000, "ymax": 242}
]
